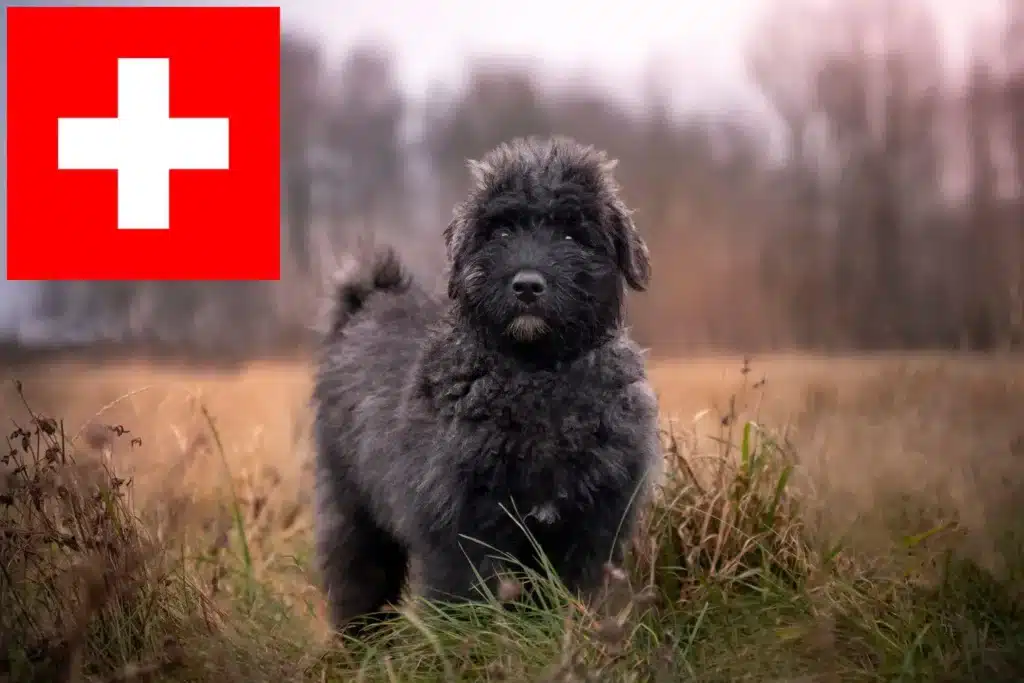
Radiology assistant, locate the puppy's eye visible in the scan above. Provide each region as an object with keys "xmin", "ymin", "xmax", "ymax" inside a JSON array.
[
  {"xmin": 564, "ymin": 235, "xmax": 574, "ymax": 241},
  {"xmin": 495, "ymin": 229, "xmax": 512, "ymax": 240}
]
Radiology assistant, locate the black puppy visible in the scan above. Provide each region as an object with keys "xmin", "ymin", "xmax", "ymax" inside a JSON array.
[{"xmin": 313, "ymin": 136, "xmax": 662, "ymax": 634}]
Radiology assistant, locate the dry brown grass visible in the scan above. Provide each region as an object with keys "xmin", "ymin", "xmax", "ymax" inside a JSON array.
[
  {"xmin": 653, "ymin": 354, "xmax": 1024, "ymax": 560},
  {"xmin": 2, "ymin": 352, "xmax": 1023, "ymax": 681}
]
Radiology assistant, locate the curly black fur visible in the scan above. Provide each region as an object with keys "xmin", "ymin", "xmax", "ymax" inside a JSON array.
[{"xmin": 313, "ymin": 136, "xmax": 661, "ymax": 635}]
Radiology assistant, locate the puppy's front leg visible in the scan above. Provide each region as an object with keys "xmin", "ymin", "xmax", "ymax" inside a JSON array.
[
  {"xmin": 417, "ymin": 536, "xmax": 496, "ymax": 604},
  {"xmin": 547, "ymin": 488, "xmax": 641, "ymax": 605}
]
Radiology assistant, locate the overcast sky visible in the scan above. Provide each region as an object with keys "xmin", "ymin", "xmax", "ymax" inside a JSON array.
[
  {"xmin": 276, "ymin": 0, "xmax": 1007, "ymax": 105},
  {"xmin": 282, "ymin": 0, "xmax": 771, "ymax": 112},
  {"xmin": 0, "ymin": 0, "xmax": 1011, "ymax": 335}
]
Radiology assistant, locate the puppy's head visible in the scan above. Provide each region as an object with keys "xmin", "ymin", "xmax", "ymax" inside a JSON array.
[{"xmin": 444, "ymin": 136, "xmax": 650, "ymax": 355}]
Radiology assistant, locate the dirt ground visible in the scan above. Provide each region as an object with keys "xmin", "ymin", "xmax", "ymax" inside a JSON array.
[{"xmin": 3, "ymin": 352, "xmax": 1024, "ymax": 614}]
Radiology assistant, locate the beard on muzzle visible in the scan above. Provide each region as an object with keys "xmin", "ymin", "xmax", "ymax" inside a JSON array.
[{"xmin": 506, "ymin": 314, "xmax": 550, "ymax": 342}]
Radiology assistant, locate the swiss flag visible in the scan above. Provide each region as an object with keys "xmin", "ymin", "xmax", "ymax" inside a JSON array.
[{"xmin": 6, "ymin": 6, "xmax": 281, "ymax": 281}]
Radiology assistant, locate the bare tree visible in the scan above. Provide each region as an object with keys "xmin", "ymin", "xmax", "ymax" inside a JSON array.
[
  {"xmin": 322, "ymin": 46, "xmax": 408, "ymax": 241},
  {"xmin": 280, "ymin": 32, "xmax": 323, "ymax": 272}
]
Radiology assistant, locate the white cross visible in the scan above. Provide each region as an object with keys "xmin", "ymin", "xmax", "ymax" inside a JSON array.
[{"xmin": 57, "ymin": 57, "xmax": 230, "ymax": 230}]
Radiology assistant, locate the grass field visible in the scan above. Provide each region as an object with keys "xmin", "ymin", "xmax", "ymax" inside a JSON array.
[{"xmin": 2, "ymin": 352, "xmax": 1023, "ymax": 682}]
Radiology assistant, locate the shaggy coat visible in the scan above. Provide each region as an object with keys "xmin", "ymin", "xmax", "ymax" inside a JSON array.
[{"xmin": 313, "ymin": 136, "xmax": 662, "ymax": 633}]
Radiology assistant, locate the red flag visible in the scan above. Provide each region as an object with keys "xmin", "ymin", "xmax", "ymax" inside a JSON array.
[{"xmin": 6, "ymin": 6, "xmax": 281, "ymax": 280}]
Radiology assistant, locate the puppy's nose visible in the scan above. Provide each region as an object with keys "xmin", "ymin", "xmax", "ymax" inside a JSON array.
[{"xmin": 510, "ymin": 270, "xmax": 547, "ymax": 303}]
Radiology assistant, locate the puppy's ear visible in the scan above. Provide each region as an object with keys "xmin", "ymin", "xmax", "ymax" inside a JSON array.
[
  {"xmin": 609, "ymin": 200, "xmax": 651, "ymax": 291},
  {"xmin": 443, "ymin": 211, "xmax": 469, "ymax": 299},
  {"xmin": 444, "ymin": 158, "xmax": 493, "ymax": 300}
]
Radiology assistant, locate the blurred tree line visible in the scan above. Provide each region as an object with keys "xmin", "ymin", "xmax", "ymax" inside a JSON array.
[{"xmin": 37, "ymin": 0, "xmax": 1024, "ymax": 354}]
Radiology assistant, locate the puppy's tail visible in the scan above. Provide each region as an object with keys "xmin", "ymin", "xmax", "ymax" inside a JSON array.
[{"xmin": 327, "ymin": 248, "xmax": 411, "ymax": 336}]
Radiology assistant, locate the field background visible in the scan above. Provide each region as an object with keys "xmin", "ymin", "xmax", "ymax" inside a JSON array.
[{"xmin": 4, "ymin": 351, "xmax": 1023, "ymax": 680}]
